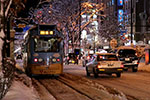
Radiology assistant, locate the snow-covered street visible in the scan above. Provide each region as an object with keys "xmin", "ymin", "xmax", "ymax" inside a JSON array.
[{"xmin": 2, "ymin": 63, "xmax": 150, "ymax": 100}]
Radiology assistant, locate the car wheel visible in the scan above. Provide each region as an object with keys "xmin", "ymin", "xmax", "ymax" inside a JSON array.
[
  {"xmin": 124, "ymin": 68, "xmax": 128, "ymax": 71},
  {"xmin": 108, "ymin": 73, "xmax": 112, "ymax": 76},
  {"xmin": 132, "ymin": 67, "xmax": 137, "ymax": 72},
  {"xmin": 93, "ymin": 68, "xmax": 98, "ymax": 78},
  {"xmin": 83, "ymin": 62, "xmax": 85, "ymax": 67},
  {"xmin": 86, "ymin": 67, "xmax": 90, "ymax": 76},
  {"xmin": 116, "ymin": 73, "xmax": 121, "ymax": 77}
]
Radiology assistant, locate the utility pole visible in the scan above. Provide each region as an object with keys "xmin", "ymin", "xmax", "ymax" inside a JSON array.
[
  {"xmin": 79, "ymin": 0, "xmax": 81, "ymax": 58},
  {"xmin": 79, "ymin": 0, "xmax": 81, "ymax": 47},
  {"xmin": 139, "ymin": 0, "xmax": 147, "ymax": 43},
  {"xmin": 131, "ymin": 0, "xmax": 133, "ymax": 45}
]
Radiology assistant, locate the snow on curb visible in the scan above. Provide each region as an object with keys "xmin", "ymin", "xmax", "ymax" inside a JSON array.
[
  {"xmin": 2, "ymin": 74, "xmax": 40, "ymax": 100},
  {"xmin": 138, "ymin": 63, "xmax": 150, "ymax": 72}
]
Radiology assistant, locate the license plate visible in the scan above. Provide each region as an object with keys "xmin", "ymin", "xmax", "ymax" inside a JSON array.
[
  {"xmin": 99, "ymin": 69, "xmax": 105, "ymax": 71},
  {"xmin": 72, "ymin": 60, "xmax": 75, "ymax": 63},
  {"xmin": 125, "ymin": 58, "xmax": 130, "ymax": 61},
  {"xmin": 117, "ymin": 69, "xmax": 123, "ymax": 71}
]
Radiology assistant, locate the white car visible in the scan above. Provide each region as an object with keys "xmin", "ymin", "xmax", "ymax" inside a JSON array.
[{"xmin": 86, "ymin": 53, "xmax": 124, "ymax": 78}]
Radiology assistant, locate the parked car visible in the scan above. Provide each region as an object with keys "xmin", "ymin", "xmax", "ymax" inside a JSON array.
[
  {"xmin": 82, "ymin": 54, "xmax": 93, "ymax": 67},
  {"xmin": 86, "ymin": 53, "xmax": 124, "ymax": 78},
  {"xmin": 116, "ymin": 46, "xmax": 139, "ymax": 72},
  {"xmin": 67, "ymin": 53, "xmax": 79, "ymax": 64}
]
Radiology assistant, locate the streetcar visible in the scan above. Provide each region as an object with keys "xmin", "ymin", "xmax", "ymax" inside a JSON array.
[{"xmin": 23, "ymin": 24, "xmax": 64, "ymax": 76}]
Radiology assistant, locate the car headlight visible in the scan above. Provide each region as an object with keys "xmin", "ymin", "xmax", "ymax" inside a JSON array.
[{"xmin": 133, "ymin": 60, "xmax": 138, "ymax": 64}]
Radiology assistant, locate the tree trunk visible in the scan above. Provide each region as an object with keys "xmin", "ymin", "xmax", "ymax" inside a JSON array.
[
  {"xmin": 0, "ymin": 0, "xmax": 5, "ymax": 75},
  {"xmin": 0, "ymin": 0, "xmax": 12, "ymax": 72}
]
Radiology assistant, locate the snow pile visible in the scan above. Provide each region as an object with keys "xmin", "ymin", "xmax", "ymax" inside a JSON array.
[
  {"xmin": 138, "ymin": 63, "xmax": 150, "ymax": 72},
  {"xmin": 2, "ymin": 73, "xmax": 40, "ymax": 100}
]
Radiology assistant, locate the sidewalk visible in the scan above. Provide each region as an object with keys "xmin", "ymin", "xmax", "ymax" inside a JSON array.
[
  {"xmin": 2, "ymin": 81, "xmax": 39, "ymax": 100},
  {"xmin": 2, "ymin": 60, "xmax": 56, "ymax": 100}
]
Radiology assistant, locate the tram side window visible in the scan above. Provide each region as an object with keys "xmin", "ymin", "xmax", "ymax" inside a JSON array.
[{"xmin": 34, "ymin": 37, "xmax": 60, "ymax": 52}]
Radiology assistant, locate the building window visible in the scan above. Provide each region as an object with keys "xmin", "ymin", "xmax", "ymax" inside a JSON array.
[
  {"xmin": 110, "ymin": 1, "xmax": 112, "ymax": 6},
  {"xmin": 107, "ymin": 2, "xmax": 109, "ymax": 7}
]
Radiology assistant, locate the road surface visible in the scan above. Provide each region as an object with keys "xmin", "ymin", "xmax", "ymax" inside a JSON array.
[{"xmin": 64, "ymin": 64, "xmax": 150, "ymax": 100}]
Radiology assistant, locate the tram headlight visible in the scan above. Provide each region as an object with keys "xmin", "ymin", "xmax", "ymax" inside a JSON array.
[
  {"xmin": 52, "ymin": 58, "xmax": 56, "ymax": 62},
  {"xmin": 38, "ymin": 58, "xmax": 43, "ymax": 62}
]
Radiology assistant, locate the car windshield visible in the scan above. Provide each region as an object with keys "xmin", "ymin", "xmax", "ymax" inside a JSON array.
[
  {"xmin": 68, "ymin": 53, "xmax": 77, "ymax": 59},
  {"xmin": 69, "ymin": 53, "xmax": 75, "ymax": 58},
  {"xmin": 34, "ymin": 37, "xmax": 60, "ymax": 52},
  {"xmin": 118, "ymin": 49, "xmax": 136, "ymax": 57},
  {"xmin": 97, "ymin": 55, "xmax": 118, "ymax": 61}
]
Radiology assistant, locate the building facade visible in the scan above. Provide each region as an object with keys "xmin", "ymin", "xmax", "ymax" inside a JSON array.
[
  {"xmin": 135, "ymin": 0, "xmax": 150, "ymax": 43},
  {"xmin": 101, "ymin": 0, "xmax": 150, "ymax": 45}
]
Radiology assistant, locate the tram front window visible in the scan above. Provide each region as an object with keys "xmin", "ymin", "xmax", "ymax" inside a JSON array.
[{"xmin": 34, "ymin": 37, "xmax": 60, "ymax": 52}]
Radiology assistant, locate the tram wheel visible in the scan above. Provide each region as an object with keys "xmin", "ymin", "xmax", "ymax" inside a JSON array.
[{"xmin": 26, "ymin": 68, "xmax": 32, "ymax": 77}]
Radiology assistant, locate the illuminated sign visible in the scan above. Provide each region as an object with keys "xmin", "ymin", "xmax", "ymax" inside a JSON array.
[
  {"xmin": 125, "ymin": 0, "xmax": 128, "ymax": 3},
  {"xmin": 112, "ymin": 0, "xmax": 114, "ymax": 5},
  {"xmin": 118, "ymin": 0, "xmax": 123, "ymax": 6},
  {"xmin": 118, "ymin": 9, "xmax": 124, "ymax": 22},
  {"xmin": 40, "ymin": 31, "xmax": 54, "ymax": 35}
]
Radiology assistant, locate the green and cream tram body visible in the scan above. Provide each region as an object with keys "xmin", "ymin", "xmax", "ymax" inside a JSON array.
[{"xmin": 23, "ymin": 24, "xmax": 64, "ymax": 76}]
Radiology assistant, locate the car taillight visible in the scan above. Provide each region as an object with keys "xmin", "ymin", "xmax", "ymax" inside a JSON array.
[
  {"xmin": 34, "ymin": 58, "xmax": 38, "ymax": 62},
  {"xmin": 87, "ymin": 56, "xmax": 90, "ymax": 60},
  {"xmin": 137, "ymin": 61, "xmax": 139, "ymax": 65},
  {"xmin": 120, "ymin": 63, "xmax": 124, "ymax": 68}
]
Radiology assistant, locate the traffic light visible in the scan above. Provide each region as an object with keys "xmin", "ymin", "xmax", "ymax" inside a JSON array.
[{"xmin": 74, "ymin": 49, "xmax": 80, "ymax": 55}]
